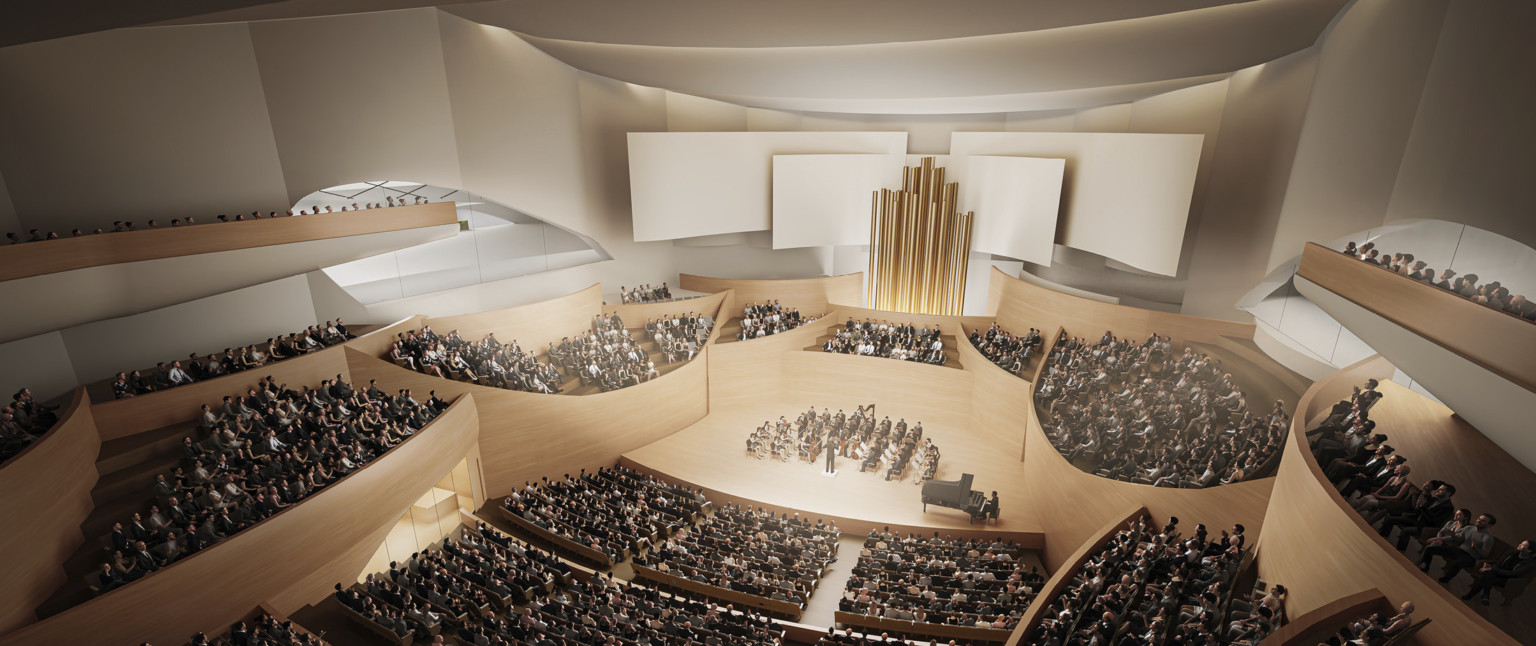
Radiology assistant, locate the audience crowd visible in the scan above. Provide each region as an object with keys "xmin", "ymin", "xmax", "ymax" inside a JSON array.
[
  {"xmin": 111, "ymin": 319, "xmax": 356, "ymax": 400},
  {"xmin": 176, "ymin": 612, "xmax": 328, "ymax": 646},
  {"xmin": 823, "ymin": 319, "xmax": 948, "ymax": 366},
  {"xmin": 638, "ymin": 502, "xmax": 841, "ymax": 608},
  {"xmin": 1034, "ymin": 331, "xmax": 1286, "ymax": 488},
  {"xmin": 1311, "ymin": 379, "xmax": 1535, "ymax": 606},
  {"xmin": 549, "ymin": 314, "xmax": 660, "ymax": 392},
  {"xmin": 5, "ymin": 197, "xmax": 429, "ymax": 246},
  {"xmin": 1340, "ymin": 241, "xmax": 1536, "ymax": 322},
  {"xmin": 1316, "ymin": 601, "xmax": 1421, "ymax": 646},
  {"xmin": 746, "ymin": 404, "xmax": 939, "ymax": 482},
  {"xmin": 93, "ymin": 376, "xmax": 441, "ymax": 595},
  {"xmin": 968, "ymin": 324, "xmax": 1044, "ymax": 376},
  {"xmin": 640, "ymin": 311, "xmax": 715, "ymax": 366},
  {"xmin": 503, "ymin": 467, "xmax": 710, "ymax": 566},
  {"xmin": 393, "ymin": 326, "xmax": 567, "ymax": 394},
  {"xmin": 736, "ymin": 301, "xmax": 821, "ymax": 340},
  {"xmin": 1027, "ymin": 515, "xmax": 1253, "ymax": 646},
  {"xmin": 841, "ymin": 528, "xmax": 1045, "ymax": 630},
  {"xmin": 1, "ymin": 387, "xmax": 60, "ymax": 462},
  {"xmin": 618, "ymin": 283, "xmax": 673, "ymax": 304}
]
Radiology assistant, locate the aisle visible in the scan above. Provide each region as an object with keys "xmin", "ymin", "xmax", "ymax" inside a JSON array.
[{"xmin": 802, "ymin": 535, "xmax": 866, "ymax": 629}]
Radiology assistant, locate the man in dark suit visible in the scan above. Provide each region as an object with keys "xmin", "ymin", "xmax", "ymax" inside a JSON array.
[
  {"xmin": 1463, "ymin": 540, "xmax": 1535, "ymax": 605},
  {"xmin": 1379, "ymin": 482, "xmax": 1455, "ymax": 550}
]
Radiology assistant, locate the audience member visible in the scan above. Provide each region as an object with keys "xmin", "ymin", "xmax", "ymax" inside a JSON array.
[
  {"xmin": 824, "ymin": 319, "xmax": 947, "ymax": 366},
  {"xmin": 1338, "ymin": 241, "xmax": 1535, "ymax": 322},
  {"xmin": 969, "ymin": 324, "xmax": 1043, "ymax": 376},
  {"xmin": 736, "ymin": 300, "xmax": 821, "ymax": 340}
]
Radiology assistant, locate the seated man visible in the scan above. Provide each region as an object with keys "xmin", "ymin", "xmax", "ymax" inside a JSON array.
[{"xmin": 1462, "ymin": 540, "xmax": 1535, "ymax": 605}]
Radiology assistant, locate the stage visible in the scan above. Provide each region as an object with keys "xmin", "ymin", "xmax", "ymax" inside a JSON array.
[{"xmin": 621, "ymin": 395, "xmax": 1045, "ymax": 545}]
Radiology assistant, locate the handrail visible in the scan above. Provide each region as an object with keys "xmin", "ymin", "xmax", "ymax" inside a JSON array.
[
  {"xmin": 0, "ymin": 203, "xmax": 458, "ymax": 282},
  {"xmin": 1256, "ymin": 589, "xmax": 1386, "ymax": 646},
  {"xmin": 1296, "ymin": 242, "xmax": 1536, "ymax": 393},
  {"xmin": 835, "ymin": 610, "xmax": 1013, "ymax": 643}
]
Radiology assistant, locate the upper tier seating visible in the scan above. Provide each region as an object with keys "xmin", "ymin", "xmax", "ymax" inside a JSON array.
[
  {"xmin": 968, "ymin": 323, "xmax": 1045, "ymax": 376},
  {"xmin": 182, "ymin": 611, "xmax": 328, "ymax": 646},
  {"xmin": 392, "ymin": 326, "xmax": 567, "ymax": 394},
  {"xmin": 1339, "ymin": 241, "xmax": 1535, "ymax": 323},
  {"xmin": 2, "ymin": 197, "xmax": 428, "ymax": 246},
  {"xmin": 840, "ymin": 530, "xmax": 1045, "ymax": 630},
  {"xmin": 823, "ymin": 319, "xmax": 948, "ymax": 366},
  {"xmin": 1034, "ymin": 332, "xmax": 1287, "ymax": 487},
  {"xmin": 90, "ymin": 376, "xmax": 440, "ymax": 597},
  {"xmin": 734, "ymin": 300, "xmax": 823, "ymax": 341},
  {"xmin": 109, "ymin": 319, "xmax": 356, "ymax": 400},
  {"xmin": 1, "ymin": 387, "xmax": 60, "ymax": 462}
]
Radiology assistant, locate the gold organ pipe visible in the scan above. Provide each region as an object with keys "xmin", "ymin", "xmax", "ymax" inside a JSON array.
[{"xmin": 864, "ymin": 157, "xmax": 975, "ymax": 315}]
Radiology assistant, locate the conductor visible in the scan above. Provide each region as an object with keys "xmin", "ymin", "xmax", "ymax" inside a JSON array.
[{"xmin": 823, "ymin": 429, "xmax": 838, "ymax": 474}]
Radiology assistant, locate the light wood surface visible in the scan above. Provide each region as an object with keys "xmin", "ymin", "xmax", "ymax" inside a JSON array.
[
  {"xmin": 344, "ymin": 315, "xmax": 427, "ymax": 358},
  {"xmin": 1006, "ymin": 505, "xmax": 1147, "ymax": 646},
  {"xmin": 835, "ymin": 610, "xmax": 1013, "ymax": 643},
  {"xmin": 679, "ymin": 273, "xmax": 865, "ymax": 317},
  {"xmin": 0, "ymin": 203, "xmax": 458, "ymax": 282},
  {"xmin": 1253, "ymin": 355, "xmax": 1524, "ymax": 645},
  {"xmin": 0, "ymin": 396, "xmax": 483, "ymax": 646},
  {"xmin": 89, "ymin": 345, "xmax": 351, "ymax": 442},
  {"xmin": 601, "ymin": 290, "xmax": 728, "ymax": 328},
  {"xmin": 1257, "ymin": 589, "xmax": 1387, "ymax": 646},
  {"xmin": 1297, "ymin": 242, "xmax": 1536, "ymax": 393},
  {"xmin": 633, "ymin": 564, "xmax": 804, "ymax": 620},
  {"xmin": 343, "ymin": 347, "xmax": 709, "ymax": 495},
  {"xmin": 988, "ymin": 266, "xmax": 1255, "ymax": 346},
  {"xmin": 423, "ymin": 284, "xmax": 603, "ymax": 359},
  {"xmin": 0, "ymin": 387, "xmax": 99, "ymax": 635}
]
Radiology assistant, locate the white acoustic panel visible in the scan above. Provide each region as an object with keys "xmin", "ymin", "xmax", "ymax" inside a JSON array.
[
  {"xmin": 628, "ymin": 131, "xmax": 907, "ymax": 241},
  {"xmin": 771, "ymin": 154, "xmax": 904, "ymax": 249},
  {"xmin": 959, "ymin": 155, "xmax": 1064, "ymax": 266},
  {"xmin": 950, "ymin": 132, "xmax": 1204, "ymax": 276}
]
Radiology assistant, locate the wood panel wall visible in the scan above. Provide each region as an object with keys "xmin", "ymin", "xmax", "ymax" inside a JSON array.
[
  {"xmin": 1254, "ymin": 355, "xmax": 1523, "ymax": 646},
  {"xmin": 0, "ymin": 396, "xmax": 482, "ymax": 646},
  {"xmin": 989, "ymin": 267, "xmax": 1255, "ymax": 346},
  {"xmin": 423, "ymin": 284, "xmax": 603, "ymax": 358},
  {"xmin": 0, "ymin": 203, "xmax": 458, "ymax": 282},
  {"xmin": 343, "ymin": 347, "xmax": 709, "ymax": 495},
  {"xmin": 0, "ymin": 388, "xmax": 100, "ymax": 635},
  {"xmin": 956, "ymin": 322, "xmax": 1030, "ymax": 449},
  {"xmin": 1297, "ymin": 242, "xmax": 1536, "ymax": 392},
  {"xmin": 344, "ymin": 314, "xmax": 427, "ymax": 358},
  {"xmin": 601, "ymin": 290, "xmax": 729, "ymax": 328},
  {"xmin": 1257, "ymin": 589, "xmax": 1387, "ymax": 646},
  {"xmin": 90, "ymin": 346, "xmax": 351, "ymax": 442},
  {"xmin": 679, "ymin": 273, "xmax": 865, "ymax": 317}
]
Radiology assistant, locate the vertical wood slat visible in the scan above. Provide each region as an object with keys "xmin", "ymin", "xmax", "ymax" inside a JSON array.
[{"xmin": 866, "ymin": 157, "xmax": 975, "ymax": 315}]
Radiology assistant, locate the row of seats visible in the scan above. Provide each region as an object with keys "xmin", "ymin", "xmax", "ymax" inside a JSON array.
[
  {"xmin": 3, "ymin": 197, "xmax": 427, "ymax": 246},
  {"xmin": 92, "ymin": 377, "xmax": 440, "ymax": 596},
  {"xmin": 639, "ymin": 502, "xmax": 841, "ymax": 608},
  {"xmin": 0, "ymin": 387, "xmax": 60, "ymax": 462},
  {"xmin": 1035, "ymin": 332, "xmax": 1287, "ymax": 488},
  {"xmin": 968, "ymin": 324, "xmax": 1044, "ymax": 376},
  {"xmin": 174, "ymin": 611, "xmax": 328, "ymax": 646},
  {"xmin": 111, "ymin": 320, "xmax": 356, "ymax": 400},
  {"xmin": 840, "ymin": 530, "xmax": 1044, "ymax": 629},
  {"xmin": 1339, "ymin": 241, "xmax": 1536, "ymax": 322},
  {"xmin": 503, "ymin": 467, "xmax": 708, "ymax": 567},
  {"xmin": 823, "ymin": 319, "xmax": 948, "ymax": 366},
  {"xmin": 735, "ymin": 300, "xmax": 821, "ymax": 340},
  {"xmin": 392, "ymin": 327, "xmax": 567, "ymax": 394}
]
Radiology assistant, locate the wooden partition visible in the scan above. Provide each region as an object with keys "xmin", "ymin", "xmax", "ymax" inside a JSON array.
[
  {"xmin": 955, "ymin": 322, "xmax": 1031, "ymax": 449},
  {"xmin": 0, "ymin": 396, "xmax": 482, "ymax": 646},
  {"xmin": 89, "ymin": 345, "xmax": 351, "ymax": 442},
  {"xmin": 0, "ymin": 388, "xmax": 100, "ymax": 635},
  {"xmin": 1256, "ymin": 589, "xmax": 1387, "ymax": 646},
  {"xmin": 1006, "ymin": 505, "xmax": 1148, "ymax": 646},
  {"xmin": 0, "ymin": 203, "xmax": 458, "ymax": 282},
  {"xmin": 837, "ymin": 611, "xmax": 1012, "ymax": 643},
  {"xmin": 1296, "ymin": 242, "xmax": 1536, "ymax": 392},
  {"xmin": 344, "ymin": 314, "xmax": 426, "ymax": 358},
  {"xmin": 422, "ymin": 284, "xmax": 603, "ymax": 358},
  {"xmin": 680, "ymin": 272, "xmax": 864, "ymax": 316},
  {"xmin": 601, "ymin": 289, "xmax": 729, "ymax": 327},
  {"xmin": 817, "ymin": 302, "xmax": 996, "ymax": 333},
  {"xmin": 343, "ymin": 347, "xmax": 709, "ymax": 495},
  {"xmin": 632, "ymin": 564, "xmax": 804, "ymax": 620},
  {"xmin": 1254, "ymin": 355, "xmax": 1523, "ymax": 645},
  {"xmin": 988, "ymin": 267, "xmax": 1254, "ymax": 346}
]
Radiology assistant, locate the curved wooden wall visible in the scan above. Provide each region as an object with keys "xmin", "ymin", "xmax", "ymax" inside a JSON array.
[
  {"xmin": 1257, "ymin": 589, "xmax": 1387, "ymax": 646},
  {"xmin": 1254, "ymin": 355, "xmax": 1522, "ymax": 646},
  {"xmin": 989, "ymin": 267, "xmax": 1254, "ymax": 346},
  {"xmin": 679, "ymin": 272, "xmax": 864, "ymax": 317},
  {"xmin": 955, "ymin": 322, "xmax": 1030, "ymax": 450},
  {"xmin": 342, "ymin": 347, "xmax": 709, "ymax": 495},
  {"xmin": 0, "ymin": 388, "xmax": 99, "ymax": 635},
  {"xmin": 1297, "ymin": 242, "xmax": 1536, "ymax": 392},
  {"xmin": 343, "ymin": 314, "xmax": 427, "ymax": 358},
  {"xmin": 423, "ymin": 284, "xmax": 602, "ymax": 358},
  {"xmin": 89, "ymin": 345, "xmax": 351, "ymax": 442},
  {"xmin": 601, "ymin": 290, "xmax": 729, "ymax": 328},
  {"xmin": 0, "ymin": 396, "xmax": 483, "ymax": 646},
  {"xmin": 0, "ymin": 203, "xmax": 458, "ymax": 282}
]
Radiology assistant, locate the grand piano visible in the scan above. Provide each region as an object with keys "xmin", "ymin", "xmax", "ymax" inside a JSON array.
[{"xmin": 921, "ymin": 473, "xmax": 987, "ymax": 522}]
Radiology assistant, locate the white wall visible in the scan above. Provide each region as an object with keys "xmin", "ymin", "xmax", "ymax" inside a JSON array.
[
  {"xmin": 58, "ymin": 275, "xmax": 321, "ymax": 385},
  {"xmin": 0, "ymin": 333, "xmax": 78, "ymax": 404}
]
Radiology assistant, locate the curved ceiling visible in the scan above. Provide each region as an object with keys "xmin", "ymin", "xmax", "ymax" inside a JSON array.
[
  {"xmin": 496, "ymin": 0, "xmax": 1345, "ymax": 115},
  {"xmin": 444, "ymin": 0, "xmax": 1256, "ymax": 48}
]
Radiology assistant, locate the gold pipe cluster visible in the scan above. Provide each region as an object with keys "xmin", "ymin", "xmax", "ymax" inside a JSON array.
[{"xmin": 866, "ymin": 157, "xmax": 974, "ymax": 315}]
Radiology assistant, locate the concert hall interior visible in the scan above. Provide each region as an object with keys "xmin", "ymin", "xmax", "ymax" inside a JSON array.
[{"xmin": 2, "ymin": 1, "xmax": 1535, "ymax": 645}]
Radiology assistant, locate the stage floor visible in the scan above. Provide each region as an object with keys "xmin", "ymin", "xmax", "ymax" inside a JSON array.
[{"xmin": 622, "ymin": 396, "xmax": 1043, "ymax": 540}]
